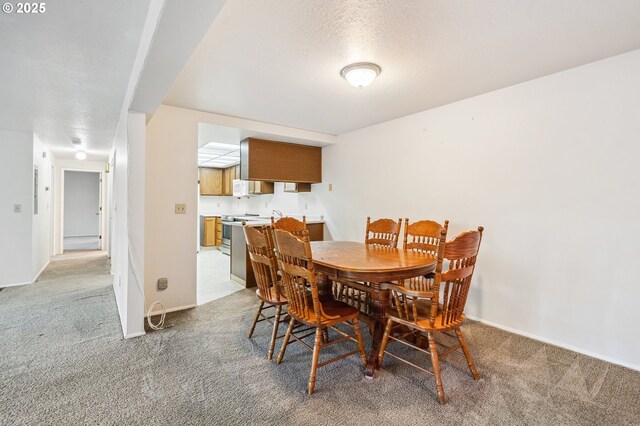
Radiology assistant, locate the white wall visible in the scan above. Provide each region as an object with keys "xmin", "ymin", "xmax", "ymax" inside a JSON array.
[
  {"xmin": 319, "ymin": 50, "xmax": 640, "ymax": 370},
  {"xmin": 63, "ymin": 171, "xmax": 101, "ymax": 237},
  {"xmin": 199, "ymin": 183, "xmax": 326, "ymax": 218},
  {"xmin": 32, "ymin": 135, "xmax": 53, "ymax": 281},
  {"xmin": 0, "ymin": 129, "xmax": 33, "ymax": 287}
]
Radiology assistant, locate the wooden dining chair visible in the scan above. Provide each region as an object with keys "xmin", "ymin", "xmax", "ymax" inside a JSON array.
[
  {"xmin": 244, "ymin": 224, "xmax": 288, "ymax": 360},
  {"xmin": 400, "ymin": 219, "xmax": 449, "ymax": 292},
  {"xmin": 333, "ymin": 217, "xmax": 403, "ymax": 315},
  {"xmin": 378, "ymin": 226, "xmax": 484, "ymax": 405},
  {"xmin": 271, "ymin": 215, "xmax": 307, "ymax": 237},
  {"xmin": 273, "ymin": 229, "xmax": 367, "ymax": 395},
  {"xmin": 365, "ymin": 216, "xmax": 402, "ymax": 248}
]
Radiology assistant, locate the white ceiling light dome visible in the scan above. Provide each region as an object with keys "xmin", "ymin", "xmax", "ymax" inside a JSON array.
[
  {"xmin": 340, "ymin": 62, "xmax": 381, "ymax": 88},
  {"xmin": 75, "ymin": 151, "xmax": 87, "ymax": 160}
]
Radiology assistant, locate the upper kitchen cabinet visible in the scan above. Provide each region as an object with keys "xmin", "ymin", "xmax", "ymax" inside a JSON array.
[
  {"xmin": 240, "ymin": 138, "xmax": 321, "ymax": 183},
  {"xmin": 222, "ymin": 165, "xmax": 240, "ymax": 196},
  {"xmin": 283, "ymin": 182, "xmax": 311, "ymax": 193},
  {"xmin": 249, "ymin": 180, "xmax": 274, "ymax": 195},
  {"xmin": 199, "ymin": 168, "xmax": 223, "ymax": 196}
]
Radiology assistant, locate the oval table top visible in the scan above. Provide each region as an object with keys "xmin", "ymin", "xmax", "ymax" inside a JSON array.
[{"xmin": 310, "ymin": 241, "xmax": 437, "ymax": 280}]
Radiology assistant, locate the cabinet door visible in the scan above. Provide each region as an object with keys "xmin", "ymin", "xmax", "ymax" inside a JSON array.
[
  {"xmin": 283, "ymin": 182, "xmax": 311, "ymax": 193},
  {"xmin": 203, "ymin": 217, "xmax": 217, "ymax": 246},
  {"xmin": 222, "ymin": 167, "xmax": 233, "ymax": 196},
  {"xmin": 199, "ymin": 168, "xmax": 223, "ymax": 195}
]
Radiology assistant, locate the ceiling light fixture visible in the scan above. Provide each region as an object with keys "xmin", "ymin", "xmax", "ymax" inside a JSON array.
[
  {"xmin": 75, "ymin": 151, "xmax": 87, "ymax": 160},
  {"xmin": 340, "ymin": 62, "xmax": 381, "ymax": 88}
]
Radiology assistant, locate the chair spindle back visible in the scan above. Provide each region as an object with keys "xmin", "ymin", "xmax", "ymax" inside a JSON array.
[
  {"xmin": 271, "ymin": 216, "xmax": 307, "ymax": 237},
  {"xmin": 365, "ymin": 217, "xmax": 402, "ymax": 248},
  {"xmin": 403, "ymin": 219, "xmax": 449, "ymax": 256},
  {"xmin": 273, "ymin": 229, "xmax": 321, "ymax": 324},
  {"xmin": 432, "ymin": 226, "xmax": 484, "ymax": 327},
  {"xmin": 243, "ymin": 224, "xmax": 281, "ymax": 301}
]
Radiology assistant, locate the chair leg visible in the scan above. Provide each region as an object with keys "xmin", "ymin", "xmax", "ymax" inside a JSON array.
[
  {"xmin": 267, "ymin": 305, "xmax": 282, "ymax": 361},
  {"xmin": 427, "ymin": 332, "xmax": 446, "ymax": 405},
  {"xmin": 377, "ymin": 318, "xmax": 394, "ymax": 367},
  {"xmin": 247, "ymin": 301, "xmax": 265, "ymax": 338},
  {"xmin": 276, "ymin": 317, "xmax": 295, "ymax": 365},
  {"xmin": 352, "ymin": 320, "xmax": 367, "ymax": 365},
  {"xmin": 455, "ymin": 327, "xmax": 480, "ymax": 380},
  {"xmin": 322, "ymin": 328, "xmax": 329, "ymax": 344},
  {"xmin": 308, "ymin": 327, "xmax": 323, "ymax": 395}
]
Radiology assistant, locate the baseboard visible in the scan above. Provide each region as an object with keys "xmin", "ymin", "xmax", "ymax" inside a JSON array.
[
  {"xmin": 230, "ymin": 274, "xmax": 246, "ymax": 286},
  {"xmin": 0, "ymin": 281, "xmax": 32, "ymax": 288},
  {"xmin": 145, "ymin": 303, "xmax": 197, "ymax": 318},
  {"xmin": 124, "ymin": 331, "xmax": 146, "ymax": 339},
  {"xmin": 465, "ymin": 314, "xmax": 640, "ymax": 373},
  {"xmin": 32, "ymin": 260, "xmax": 50, "ymax": 283}
]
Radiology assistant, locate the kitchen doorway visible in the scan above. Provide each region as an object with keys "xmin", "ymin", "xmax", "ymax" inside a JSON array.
[{"xmin": 62, "ymin": 171, "xmax": 101, "ymax": 252}]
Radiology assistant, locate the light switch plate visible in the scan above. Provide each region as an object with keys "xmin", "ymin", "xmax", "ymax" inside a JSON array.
[
  {"xmin": 175, "ymin": 203, "xmax": 186, "ymax": 214},
  {"xmin": 14, "ymin": 204, "xmax": 22, "ymax": 213},
  {"xmin": 328, "ymin": 183, "xmax": 333, "ymax": 192}
]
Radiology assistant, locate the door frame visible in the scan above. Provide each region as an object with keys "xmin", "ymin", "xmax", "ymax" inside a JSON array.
[{"xmin": 60, "ymin": 169, "xmax": 106, "ymax": 252}]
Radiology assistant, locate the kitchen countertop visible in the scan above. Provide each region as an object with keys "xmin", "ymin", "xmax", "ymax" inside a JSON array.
[{"xmin": 226, "ymin": 220, "xmax": 325, "ymax": 227}]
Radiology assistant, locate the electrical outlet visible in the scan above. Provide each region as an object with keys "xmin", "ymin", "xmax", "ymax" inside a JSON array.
[
  {"xmin": 157, "ymin": 277, "xmax": 168, "ymax": 290},
  {"xmin": 14, "ymin": 204, "xmax": 22, "ymax": 213},
  {"xmin": 304, "ymin": 202, "xmax": 308, "ymax": 210},
  {"xmin": 328, "ymin": 183, "xmax": 333, "ymax": 192},
  {"xmin": 175, "ymin": 203, "xmax": 186, "ymax": 214}
]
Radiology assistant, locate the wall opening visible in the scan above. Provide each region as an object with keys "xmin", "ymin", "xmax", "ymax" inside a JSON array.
[{"xmin": 63, "ymin": 170, "xmax": 102, "ymax": 252}]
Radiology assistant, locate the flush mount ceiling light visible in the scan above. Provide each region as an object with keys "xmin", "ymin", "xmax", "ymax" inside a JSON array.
[
  {"xmin": 340, "ymin": 62, "xmax": 381, "ymax": 88},
  {"xmin": 75, "ymin": 151, "xmax": 87, "ymax": 160}
]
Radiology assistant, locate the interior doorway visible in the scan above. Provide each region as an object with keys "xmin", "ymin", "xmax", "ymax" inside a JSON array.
[{"xmin": 63, "ymin": 171, "xmax": 101, "ymax": 252}]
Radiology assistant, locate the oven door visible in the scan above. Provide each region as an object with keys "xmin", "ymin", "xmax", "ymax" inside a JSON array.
[{"xmin": 221, "ymin": 223, "xmax": 231, "ymax": 255}]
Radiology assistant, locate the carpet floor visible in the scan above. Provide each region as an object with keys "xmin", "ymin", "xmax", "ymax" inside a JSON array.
[{"xmin": 1, "ymin": 256, "xmax": 639, "ymax": 425}]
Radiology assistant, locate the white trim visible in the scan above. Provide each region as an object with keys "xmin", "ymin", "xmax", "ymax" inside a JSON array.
[
  {"xmin": 124, "ymin": 331, "xmax": 146, "ymax": 339},
  {"xmin": 145, "ymin": 303, "xmax": 197, "ymax": 318},
  {"xmin": 466, "ymin": 314, "xmax": 640, "ymax": 373},
  {"xmin": 32, "ymin": 260, "xmax": 50, "ymax": 283},
  {"xmin": 230, "ymin": 274, "xmax": 246, "ymax": 286},
  {"xmin": 0, "ymin": 281, "xmax": 32, "ymax": 288}
]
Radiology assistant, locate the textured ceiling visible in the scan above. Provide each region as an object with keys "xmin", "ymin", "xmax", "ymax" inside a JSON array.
[
  {"xmin": 0, "ymin": 0, "xmax": 150, "ymax": 160},
  {"xmin": 165, "ymin": 0, "xmax": 640, "ymax": 135}
]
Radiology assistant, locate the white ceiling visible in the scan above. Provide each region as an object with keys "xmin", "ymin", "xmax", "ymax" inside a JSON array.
[
  {"xmin": 165, "ymin": 0, "xmax": 640, "ymax": 135},
  {"xmin": 0, "ymin": 0, "xmax": 150, "ymax": 160},
  {"xmin": 198, "ymin": 142, "xmax": 240, "ymax": 167}
]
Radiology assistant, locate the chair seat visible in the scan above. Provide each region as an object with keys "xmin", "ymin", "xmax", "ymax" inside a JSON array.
[
  {"xmin": 292, "ymin": 298, "xmax": 360, "ymax": 326},
  {"xmin": 256, "ymin": 287, "xmax": 287, "ymax": 305},
  {"xmin": 386, "ymin": 299, "xmax": 464, "ymax": 332}
]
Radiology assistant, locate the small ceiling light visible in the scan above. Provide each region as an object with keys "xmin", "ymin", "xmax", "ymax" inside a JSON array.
[
  {"xmin": 75, "ymin": 151, "xmax": 87, "ymax": 160},
  {"xmin": 340, "ymin": 62, "xmax": 381, "ymax": 88}
]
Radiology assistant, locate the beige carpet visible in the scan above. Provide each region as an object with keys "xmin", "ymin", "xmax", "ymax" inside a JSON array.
[{"xmin": 1, "ymin": 256, "xmax": 639, "ymax": 425}]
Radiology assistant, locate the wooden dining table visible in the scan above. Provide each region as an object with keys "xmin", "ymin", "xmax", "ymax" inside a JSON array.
[{"xmin": 310, "ymin": 241, "xmax": 437, "ymax": 377}]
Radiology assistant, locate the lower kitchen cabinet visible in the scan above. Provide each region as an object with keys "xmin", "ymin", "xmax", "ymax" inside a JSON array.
[{"xmin": 200, "ymin": 216, "xmax": 221, "ymax": 247}]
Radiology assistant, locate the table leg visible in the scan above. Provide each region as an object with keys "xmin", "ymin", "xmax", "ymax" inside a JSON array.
[
  {"xmin": 316, "ymin": 272, "xmax": 331, "ymax": 302},
  {"xmin": 365, "ymin": 281, "xmax": 389, "ymax": 378}
]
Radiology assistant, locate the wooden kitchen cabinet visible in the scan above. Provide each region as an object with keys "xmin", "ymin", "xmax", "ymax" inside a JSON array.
[
  {"xmin": 201, "ymin": 216, "xmax": 221, "ymax": 247},
  {"xmin": 249, "ymin": 180, "xmax": 274, "ymax": 195},
  {"xmin": 199, "ymin": 168, "xmax": 223, "ymax": 196},
  {"xmin": 240, "ymin": 138, "xmax": 321, "ymax": 183},
  {"xmin": 222, "ymin": 165, "xmax": 241, "ymax": 196},
  {"xmin": 283, "ymin": 182, "xmax": 311, "ymax": 193}
]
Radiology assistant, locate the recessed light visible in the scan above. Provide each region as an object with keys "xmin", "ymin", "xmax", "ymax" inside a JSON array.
[
  {"xmin": 75, "ymin": 151, "xmax": 87, "ymax": 160},
  {"xmin": 340, "ymin": 62, "xmax": 381, "ymax": 88}
]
